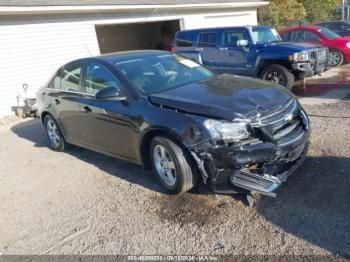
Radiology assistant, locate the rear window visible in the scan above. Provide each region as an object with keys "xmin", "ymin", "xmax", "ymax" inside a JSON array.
[
  {"xmin": 175, "ymin": 31, "xmax": 194, "ymax": 47},
  {"xmin": 199, "ymin": 32, "xmax": 218, "ymax": 47}
]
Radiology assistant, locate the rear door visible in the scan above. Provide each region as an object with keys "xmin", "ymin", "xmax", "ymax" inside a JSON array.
[
  {"xmin": 216, "ymin": 29, "xmax": 252, "ymax": 75},
  {"xmin": 54, "ymin": 62, "xmax": 88, "ymax": 144}
]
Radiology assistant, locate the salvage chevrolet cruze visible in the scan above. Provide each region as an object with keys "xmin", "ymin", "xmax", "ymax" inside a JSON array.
[{"xmin": 37, "ymin": 51, "xmax": 310, "ymax": 197}]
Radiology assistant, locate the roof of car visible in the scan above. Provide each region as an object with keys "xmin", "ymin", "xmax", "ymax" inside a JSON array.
[
  {"xmin": 318, "ymin": 20, "xmax": 350, "ymax": 24},
  {"xmin": 64, "ymin": 50, "xmax": 176, "ymax": 68},
  {"xmin": 281, "ymin": 25, "xmax": 321, "ymax": 33},
  {"xmin": 177, "ymin": 25, "xmax": 271, "ymax": 33},
  {"xmin": 74, "ymin": 50, "xmax": 170, "ymax": 64}
]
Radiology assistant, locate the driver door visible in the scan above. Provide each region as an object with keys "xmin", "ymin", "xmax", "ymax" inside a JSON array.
[
  {"xmin": 216, "ymin": 29, "xmax": 253, "ymax": 75},
  {"xmin": 78, "ymin": 62, "xmax": 135, "ymax": 159}
]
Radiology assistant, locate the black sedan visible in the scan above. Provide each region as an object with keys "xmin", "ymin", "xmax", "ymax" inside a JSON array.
[{"xmin": 37, "ymin": 51, "xmax": 310, "ymax": 197}]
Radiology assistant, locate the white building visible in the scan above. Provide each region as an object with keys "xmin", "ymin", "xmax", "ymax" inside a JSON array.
[{"xmin": 0, "ymin": 0, "xmax": 268, "ymax": 118}]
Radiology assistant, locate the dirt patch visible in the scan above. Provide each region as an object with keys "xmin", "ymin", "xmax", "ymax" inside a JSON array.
[
  {"xmin": 0, "ymin": 115, "xmax": 22, "ymax": 126},
  {"xmin": 293, "ymin": 66, "xmax": 350, "ymax": 98},
  {"xmin": 152, "ymin": 193, "xmax": 222, "ymax": 227}
]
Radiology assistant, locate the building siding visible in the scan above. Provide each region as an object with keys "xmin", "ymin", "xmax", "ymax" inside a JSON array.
[{"xmin": 0, "ymin": 8, "xmax": 257, "ymax": 118}]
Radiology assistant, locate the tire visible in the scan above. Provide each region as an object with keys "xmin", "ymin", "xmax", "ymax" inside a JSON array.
[
  {"xmin": 260, "ymin": 64, "xmax": 295, "ymax": 90},
  {"xmin": 44, "ymin": 115, "xmax": 66, "ymax": 152},
  {"xmin": 150, "ymin": 136, "xmax": 198, "ymax": 194},
  {"xmin": 16, "ymin": 107, "xmax": 26, "ymax": 118},
  {"xmin": 328, "ymin": 49, "xmax": 344, "ymax": 67}
]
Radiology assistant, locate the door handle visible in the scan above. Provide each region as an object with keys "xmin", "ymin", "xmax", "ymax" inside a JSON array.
[
  {"xmin": 219, "ymin": 47, "xmax": 228, "ymax": 51},
  {"xmin": 80, "ymin": 105, "xmax": 92, "ymax": 113},
  {"xmin": 54, "ymin": 99, "xmax": 61, "ymax": 105},
  {"xmin": 195, "ymin": 48, "xmax": 203, "ymax": 51}
]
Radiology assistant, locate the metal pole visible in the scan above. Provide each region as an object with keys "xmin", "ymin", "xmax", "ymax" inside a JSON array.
[
  {"xmin": 347, "ymin": 4, "xmax": 350, "ymax": 21},
  {"xmin": 342, "ymin": 0, "xmax": 345, "ymax": 20}
]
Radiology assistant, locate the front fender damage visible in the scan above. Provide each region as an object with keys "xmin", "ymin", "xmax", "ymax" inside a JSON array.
[
  {"xmin": 186, "ymin": 102, "xmax": 310, "ymax": 197},
  {"xmin": 189, "ymin": 136, "xmax": 309, "ymax": 197}
]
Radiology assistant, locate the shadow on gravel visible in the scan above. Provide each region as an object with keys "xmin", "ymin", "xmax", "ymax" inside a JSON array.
[
  {"xmin": 10, "ymin": 118, "xmax": 164, "ymax": 194},
  {"xmin": 257, "ymin": 156, "xmax": 350, "ymax": 257}
]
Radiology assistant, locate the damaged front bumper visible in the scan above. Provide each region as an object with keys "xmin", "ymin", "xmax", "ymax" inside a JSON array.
[
  {"xmin": 292, "ymin": 48, "xmax": 329, "ymax": 78},
  {"xmin": 191, "ymin": 100, "xmax": 310, "ymax": 197}
]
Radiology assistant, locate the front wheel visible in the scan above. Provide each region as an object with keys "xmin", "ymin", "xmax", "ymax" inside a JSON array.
[
  {"xmin": 260, "ymin": 64, "xmax": 295, "ymax": 90},
  {"xmin": 150, "ymin": 136, "xmax": 198, "ymax": 194},
  {"xmin": 328, "ymin": 49, "xmax": 344, "ymax": 67}
]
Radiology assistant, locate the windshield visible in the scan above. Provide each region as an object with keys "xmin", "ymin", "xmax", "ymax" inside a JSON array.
[
  {"xmin": 115, "ymin": 54, "xmax": 214, "ymax": 94},
  {"xmin": 252, "ymin": 27, "xmax": 281, "ymax": 44},
  {"xmin": 317, "ymin": 26, "xmax": 341, "ymax": 39}
]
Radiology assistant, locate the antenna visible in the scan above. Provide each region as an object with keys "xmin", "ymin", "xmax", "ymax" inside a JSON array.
[{"xmin": 84, "ymin": 45, "xmax": 93, "ymax": 57}]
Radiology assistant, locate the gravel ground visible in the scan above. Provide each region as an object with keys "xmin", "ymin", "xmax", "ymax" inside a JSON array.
[{"xmin": 0, "ymin": 78, "xmax": 350, "ymax": 257}]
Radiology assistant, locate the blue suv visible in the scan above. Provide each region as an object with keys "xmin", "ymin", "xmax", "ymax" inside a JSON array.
[{"xmin": 174, "ymin": 26, "xmax": 328, "ymax": 89}]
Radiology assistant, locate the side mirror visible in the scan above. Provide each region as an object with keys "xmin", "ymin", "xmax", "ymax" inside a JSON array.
[
  {"xmin": 237, "ymin": 39, "xmax": 249, "ymax": 47},
  {"xmin": 95, "ymin": 86, "xmax": 126, "ymax": 101}
]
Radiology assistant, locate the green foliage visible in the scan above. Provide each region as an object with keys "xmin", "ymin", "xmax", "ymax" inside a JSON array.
[
  {"xmin": 258, "ymin": 0, "xmax": 341, "ymax": 30},
  {"xmin": 301, "ymin": 0, "xmax": 341, "ymax": 23},
  {"xmin": 258, "ymin": 0, "xmax": 306, "ymax": 30}
]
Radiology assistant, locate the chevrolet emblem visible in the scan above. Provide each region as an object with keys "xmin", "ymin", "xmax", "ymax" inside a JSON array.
[{"xmin": 286, "ymin": 114, "xmax": 294, "ymax": 121}]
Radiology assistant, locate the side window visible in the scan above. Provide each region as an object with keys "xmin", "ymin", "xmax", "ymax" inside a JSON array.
[
  {"xmin": 60, "ymin": 63, "xmax": 82, "ymax": 92},
  {"xmin": 304, "ymin": 31, "xmax": 321, "ymax": 41},
  {"xmin": 222, "ymin": 31, "xmax": 249, "ymax": 47},
  {"xmin": 198, "ymin": 32, "xmax": 218, "ymax": 47},
  {"xmin": 291, "ymin": 30, "xmax": 320, "ymax": 41},
  {"xmin": 339, "ymin": 23, "xmax": 349, "ymax": 30},
  {"xmin": 281, "ymin": 32, "xmax": 291, "ymax": 41},
  {"xmin": 85, "ymin": 62, "xmax": 122, "ymax": 95},
  {"xmin": 328, "ymin": 23, "xmax": 337, "ymax": 30},
  {"xmin": 291, "ymin": 30, "xmax": 306, "ymax": 41},
  {"xmin": 48, "ymin": 71, "xmax": 62, "ymax": 89},
  {"xmin": 176, "ymin": 32, "xmax": 194, "ymax": 47}
]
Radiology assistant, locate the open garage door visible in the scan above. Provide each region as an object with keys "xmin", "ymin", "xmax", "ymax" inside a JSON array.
[{"xmin": 95, "ymin": 20, "xmax": 181, "ymax": 54}]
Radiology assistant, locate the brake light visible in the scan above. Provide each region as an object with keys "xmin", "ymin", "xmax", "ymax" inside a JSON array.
[{"xmin": 167, "ymin": 44, "xmax": 175, "ymax": 52}]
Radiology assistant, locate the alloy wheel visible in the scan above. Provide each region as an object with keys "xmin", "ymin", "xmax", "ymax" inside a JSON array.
[
  {"xmin": 328, "ymin": 51, "xmax": 342, "ymax": 66},
  {"xmin": 265, "ymin": 71, "xmax": 285, "ymax": 85},
  {"xmin": 46, "ymin": 119, "xmax": 60, "ymax": 147},
  {"xmin": 153, "ymin": 145, "xmax": 177, "ymax": 187}
]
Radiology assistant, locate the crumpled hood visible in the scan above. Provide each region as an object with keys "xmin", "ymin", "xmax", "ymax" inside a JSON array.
[{"xmin": 148, "ymin": 74, "xmax": 294, "ymax": 121}]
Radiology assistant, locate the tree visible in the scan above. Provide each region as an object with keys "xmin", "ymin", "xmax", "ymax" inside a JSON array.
[
  {"xmin": 300, "ymin": 0, "xmax": 341, "ymax": 23},
  {"xmin": 258, "ymin": 0, "xmax": 341, "ymax": 30},
  {"xmin": 258, "ymin": 0, "xmax": 306, "ymax": 31}
]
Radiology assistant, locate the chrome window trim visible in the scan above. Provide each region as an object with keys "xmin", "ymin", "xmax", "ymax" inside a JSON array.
[{"xmin": 45, "ymin": 87, "xmax": 95, "ymax": 98}]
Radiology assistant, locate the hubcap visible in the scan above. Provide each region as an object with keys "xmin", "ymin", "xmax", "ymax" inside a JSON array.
[
  {"xmin": 47, "ymin": 119, "xmax": 60, "ymax": 147},
  {"xmin": 328, "ymin": 51, "xmax": 341, "ymax": 66},
  {"xmin": 266, "ymin": 71, "xmax": 285, "ymax": 85},
  {"xmin": 153, "ymin": 145, "xmax": 176, "ymax": 187}
]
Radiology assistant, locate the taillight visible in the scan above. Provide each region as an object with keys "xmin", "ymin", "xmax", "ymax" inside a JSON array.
[{"xmin": 167, "ymin": 44, "xmax": 175, "ymax": 52}]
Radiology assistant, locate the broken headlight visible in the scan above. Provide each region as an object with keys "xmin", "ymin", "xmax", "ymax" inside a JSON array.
[{"xmin": 203, "ymin": 119, "xmax": 250, "ymax": 141}]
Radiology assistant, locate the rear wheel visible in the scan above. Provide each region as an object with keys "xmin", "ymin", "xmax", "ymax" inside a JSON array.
[
  {"xmin": 328, "ymin": 49, "xmax": 344, "ymax": 67},
  {"xmin": 44, "ymin": 115, "xmax": 66, "ymax": 151},
  {"xmin": 260, "ymin": 64, "xmax": 295, "ymax": 90},
  {"xmin": 16, "ymin": 107, "xmax": 26, "ymax": 118},
  {"xmin": 150, "ymin": 136, "xmax": 198, "ymax": 194}
]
